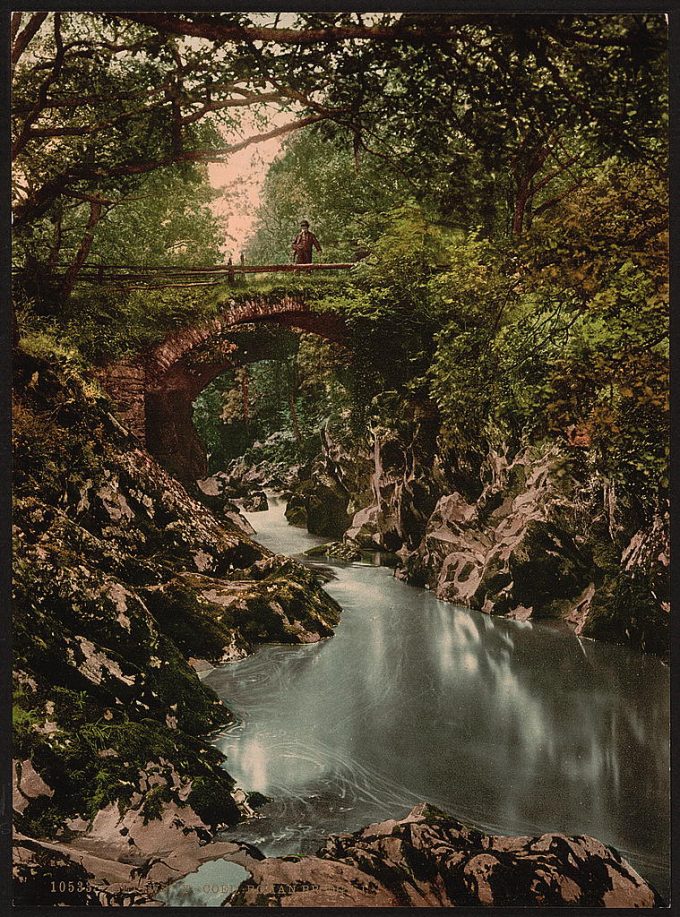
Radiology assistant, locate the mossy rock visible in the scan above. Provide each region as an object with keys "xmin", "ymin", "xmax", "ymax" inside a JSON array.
[
  {"xmin": 285, "ymin": 492, "xmax": 308, "ymax": 528},
  {"xmin": 581, "ymin": 572, "xmax": 669, "ymax": 659},
  {"xmin": 285, "ymin": 472, "xmax": 351, "ymax": 538},
  {"xmin": 508, "ymin": 520, "xmax": 592, "ymax": 616},
  {"xmin": 142, "ymin": 581, "xmax": 246, "ymax": 664},
  {"xmin": 187, "ymin": 775, "xmax": 240, "ymax": 828},
  {"xmin": 305, "ymin": 541, "xmax": 361, "ymax": 561}
]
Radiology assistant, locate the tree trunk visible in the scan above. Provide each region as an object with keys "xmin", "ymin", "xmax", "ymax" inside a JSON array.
[
  {"xmin": 47, "ymin": 207, "xmax": 64, "ymax": 272},
  {"xmin": 288, "ymin": 390, "xmax": 301, "ymax": 443},
  {"xmin": 240, "ymin": 367, "xmax": 250, "ymax": 425},
  {"xmin": 512, "ymin": 175, "xmax": 531, "ymax": 235},
  {"xmin": 60, "ymin": 200, "xmax": 103, "ymax": 298}
]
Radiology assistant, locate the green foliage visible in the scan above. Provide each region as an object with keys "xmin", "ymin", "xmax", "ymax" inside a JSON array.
[
  {"xmin": 581, "ymin": 571, "xmax": 669, "ymax": 657},
  {"xmin": 61, "ymin": 287, "xmax": 222, "ymax": 364},
  {"xmin": 89, "ymin": 166, "xmax": 226, "ymax": 268},
  {"xmin": 311, "ymin": 205, "xmax": 446, "ymax": 414},
  {"xmin": 305, "ymin": 166, "xmax": 668, "ymax": 509},
  {"xmin": 13, "ymin": 690, "xmax": 43, "ymax": 755},
  {"xmin": 193, "ymin": 328, "xmax": 352, "ymax": 472},
  {"xmin": 246, "ymin": 127, "xmax": 411, "ymax": 264},
  {"xmin": 188, "ymin": 775, "xmax": 239, "ymax": 829}
]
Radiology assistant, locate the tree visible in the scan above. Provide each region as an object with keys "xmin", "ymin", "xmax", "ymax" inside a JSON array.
[
  {"xmin": 119, "ymin": 13, "xmax": 666, "ymax": 234},
  {"xmin": 11, "ymin": 11, "xmax": 327, "ymax": 299},
  {"xmin": 246, "ymin": 126, "xmax": 412, "ymax": 264},
  {"xmin": 13, "ymin": 12, "xmax": 667, "ymax": 272}
]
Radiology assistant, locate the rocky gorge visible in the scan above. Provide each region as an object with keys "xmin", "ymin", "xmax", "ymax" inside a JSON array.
[
  {"xmin": 12, "ymin": 347, "xmax": 340, "ymax": 905},
  {"xmin": 242, "ymin": 404, "xmax": 669, "ymax": 660},
  {"xmin": 12, "ymin": 348, "xmax": 669, "ymax": 907}
]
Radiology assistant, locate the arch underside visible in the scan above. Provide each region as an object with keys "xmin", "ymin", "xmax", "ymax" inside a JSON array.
[{"xmin": 144, "ymin": 308, "xmax": 348, "ymax": 481}]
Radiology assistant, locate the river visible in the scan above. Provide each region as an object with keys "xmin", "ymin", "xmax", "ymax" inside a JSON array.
[{"xmin": 160, "ymin": 494, "xmax": 670, "ymax": 905}]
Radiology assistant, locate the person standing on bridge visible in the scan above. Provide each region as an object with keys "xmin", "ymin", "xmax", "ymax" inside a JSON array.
[{"xmin": 292, "ymin": 220, "xmax": 322, "ymax": 264}]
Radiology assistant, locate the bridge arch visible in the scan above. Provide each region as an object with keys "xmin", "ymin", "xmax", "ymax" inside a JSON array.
[{"xmin": 99, "ymin": 295, "xmax": 347, "ymax": 481}]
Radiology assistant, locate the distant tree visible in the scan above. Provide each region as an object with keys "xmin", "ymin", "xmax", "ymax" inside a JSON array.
[{"xmin": 246, "ymin": 128, "xmax": 412, "ymax": 264}]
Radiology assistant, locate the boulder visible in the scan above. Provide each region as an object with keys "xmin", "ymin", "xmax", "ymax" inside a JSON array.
[
  {"xmin": 285, "ymin": 472, "xmax": 351, "ymax": 538},
  {"xmin": 305, "ymin": 541, "xmax": 362, "ymax": 562},
  {"xmin": 240, "ymin": 490, "xmax": 268, "ymax": 512},
  {"xmin": 228, "ymin": 803, "xmax": 663, "ymax": 908},
  {"xmin": 284, "ymin": 415, "xmax": 373, "ymax": 537}
]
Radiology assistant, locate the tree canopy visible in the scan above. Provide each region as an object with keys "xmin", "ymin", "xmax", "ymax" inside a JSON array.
[
  {"xmin": 13, "ymin": 12, "xmax": 666, "ymax": 254},
  {"xmin": 12, "ymin": 11, "xmax": 668, "ymax": 509}
]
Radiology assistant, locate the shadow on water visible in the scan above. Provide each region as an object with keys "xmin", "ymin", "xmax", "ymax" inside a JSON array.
[{"xmin": 171, "ymin": 494, "xmax": 670, "ymax": 901}]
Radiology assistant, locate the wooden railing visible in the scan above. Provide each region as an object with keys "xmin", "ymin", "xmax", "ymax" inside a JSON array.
[{"xmin": 43, "ymin": 260, "xmax": 359, "ymax": 290}]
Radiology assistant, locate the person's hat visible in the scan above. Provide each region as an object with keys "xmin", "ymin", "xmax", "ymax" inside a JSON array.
[{"xmin": 300, "ymin": 220, "xmax": 310, "ymax": 227}]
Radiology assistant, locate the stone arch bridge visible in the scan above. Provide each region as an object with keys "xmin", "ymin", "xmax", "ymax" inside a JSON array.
[{"xmin": 98, "ymin": 295, "xmax": 347, "ymax": 481}]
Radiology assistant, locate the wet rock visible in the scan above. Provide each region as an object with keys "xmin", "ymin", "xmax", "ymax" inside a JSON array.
[
  {"xmin": 285, "ymin": 471, "xmax": 351, "ymax": 537},
  {"xmin": 284, "ymin": 490, "xmax": 308, "ymax": 528},
  {"xmin": 240, "ymin": 490, "xmax": 268, "ymax": 512},
  {"xmin": 305, "ymin": 541, "xmax": 362, "ymax": 562},
  {"xmin": 12, "ymin": 349, "xmax": 343, "ymax": 886},
  {"xmin": 193, "ymin": 478, "xmax": 255, "ymax": 535},
  {"xmin": 284, "ymin": 416, "xmax": 373, "ymax": 538},
  {"xmin": 574, "ymin": 502, "xmax": 669, "ymax": 657},
  {"xmin": 577, "ymin": 570, "xmax": 669, "ymax": 658},
  {"xmin": 399, "ymin": 447, "xmax": 588, "ymax": 618},
  {"xmin": 147, "ymin": 562, "xmax": 341, "ymax": 656},
  {"xmin": 213, "ymin": 450, "xmax": 300, "ymax": 497},
  {"xmin": 228, "ymin": 803, "xmax": 663, "ymax": 908},
  {"xmin": 13, "ymin": 833, "xmax": 156, "ymax": 906},
  {"xmin": 397, "ymin": 442, "xmax": 668, "ymax": 654},
  {"xmin": 344, "ymin": 410, "xmax": 444, "ymax": 553}
]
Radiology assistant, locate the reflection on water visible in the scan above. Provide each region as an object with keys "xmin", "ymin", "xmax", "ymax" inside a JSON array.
[
  {"xmin": 206, "ymin": 495, "xmax": 670, "ymax": 897},
  {"xmin": 156, "ymin": 859, "xmax": 251, "ymax": 907}
]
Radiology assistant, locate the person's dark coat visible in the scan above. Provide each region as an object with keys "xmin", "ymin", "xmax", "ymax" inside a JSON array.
[{"xmin": 292, "ymin": 230, "xmax": 322, "ymax": 264}]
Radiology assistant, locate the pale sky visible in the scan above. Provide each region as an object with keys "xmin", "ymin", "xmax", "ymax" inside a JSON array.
[
  {"xmin": 208, "ymin": 130, "xmax": 285, "ymax": 259},
  {"xmin": 206, "ymin": 85, "xmax": 300, "ymax": 259}
]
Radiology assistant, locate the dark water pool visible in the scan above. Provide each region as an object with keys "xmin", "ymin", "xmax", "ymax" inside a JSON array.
[{"xmin": 172, "ymin": 495, "xmax": 671, "ymax": 903}]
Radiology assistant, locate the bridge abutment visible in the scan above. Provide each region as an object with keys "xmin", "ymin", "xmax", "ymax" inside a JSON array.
[{"xmin": 98, "ymin": 296, "xmax": 347, "ymax": 483}]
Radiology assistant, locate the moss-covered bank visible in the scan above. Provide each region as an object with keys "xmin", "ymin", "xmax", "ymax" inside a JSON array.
[{"xmin": 12, "ymin": 343, "xmax": 341, "ymax": 903}]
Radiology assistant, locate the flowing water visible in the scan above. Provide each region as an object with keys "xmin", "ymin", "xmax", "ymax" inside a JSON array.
[{"xmin": 165, "ymin": 494, "xmax": 670, "ymax": 904}]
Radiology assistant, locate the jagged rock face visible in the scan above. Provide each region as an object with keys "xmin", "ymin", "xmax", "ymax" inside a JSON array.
[
  {"xmin": 12, "ymin": 349, "xmax": 341, "ymax": 884},
  {"xmin": 576, "ymin": 502, "xmax": 670, "ymax": 656},
  {"xmin": 191, "ymin": 478, "xmax": 255, "ymax": 535},
  {"xmin": 284, "ymin": 412, "xmax": 444, "ymax": 544},
  {"xmin": 228, "ymin": 803, "xmax": 663, "ymax": 908},
  {"xmin": 203, "ymin": 454, "xmax": 300, "ymax": 499},
  {"xmin": 285, "ymin": 418, "xmax": 373, "ymax": 538},
  {"xmin": 393, "ymin": 443, "xmax": 668, "ymax": 656},
  {"xmin": 241, "ymin": 489, "xmax": 268, "ymax": 512},
  {"xmin": 345, "ymin": 414, "xmax": 445, "ymax": 552}
]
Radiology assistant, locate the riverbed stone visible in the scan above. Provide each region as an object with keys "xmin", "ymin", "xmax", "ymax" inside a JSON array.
[
  {"xmin": 12, "ymin": 347, "xmax": 343, "ymax": 901},
  {"xmin": 285, "ymin": 470, "xmax": 352, "ymax": 537},
  {"xmin": 228, "ymin": 803, "xmax": 663, "ymax": 908},
  {"xmin": 240, "ymin": 489, "xmax": 268, "ymax": 512}
]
